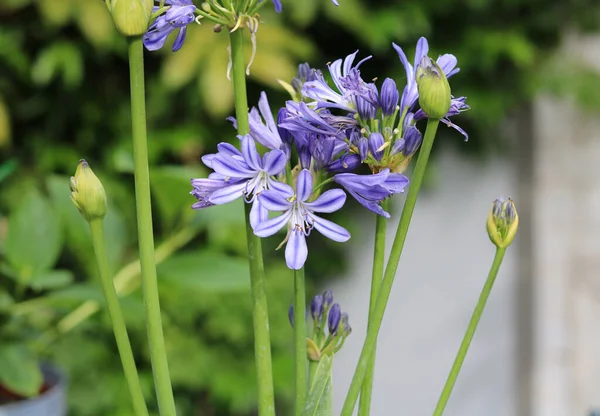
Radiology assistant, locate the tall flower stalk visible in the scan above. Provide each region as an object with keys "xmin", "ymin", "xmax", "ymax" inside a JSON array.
[
  {"xmin": 341, "ymin": 118, "xmax": 440, "ymax": 416},
  {"xmin": 294, "ymin": 268, "xmax": 308, "ymax": 416},
  {"xmin": 358, "ymin": 199, "xmax": 388, "ymax": 416},
  {"xmin": 229, "ymin": 27, "xmax": 276, "ymax": 416},
  {"xmin": 127, "ymin": 37, "xmax": 176, "ymax": 416},
  {"xmin": 432, "ymin": 247, "xmax": 506, "ymax": 416}
]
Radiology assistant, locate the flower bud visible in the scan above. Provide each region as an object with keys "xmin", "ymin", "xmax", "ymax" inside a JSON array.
[
  {"xmin": 310, "ymin": 295, "xmax": 324, "ymax": 321},
  {"xmin": 108, "ymin": 0, "xmax": 153, "ymax": 37},
  {"xmin": 379, "ymin": 78, "xmax": 399, "ymax": 116},
  {"xmin": 415, "ymin": 57, "xmax": 451, "ymax": 119},
  {"xmin": 327, "ymin": 303, "xmax": 341, "ymax": 335},
  {"xmin": 368, "ymin": 132, "xmax": 385, "ymax": 161},
  {"xmin": 486, "ymin": 197, "xmax": 519, "ymax": 248},
  {"xmin": 322, "ymin": 290, "xmax": 333, "ymax": 310},
  {"xmin": 403, "ymin": 126, "xmax": 423, "ymax": 156},
  {"xmin": 340, "ymin": 312, "xmax": 351, "ymax": 336},
  {"xmin": 70, "ymin": 160, "xmax": 107, "ymax": 222}
]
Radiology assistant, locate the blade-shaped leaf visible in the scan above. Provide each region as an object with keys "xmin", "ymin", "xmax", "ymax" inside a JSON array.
[
  {"xmin": 303, "ymin": 355, "xmax": 334, "ymax": 416},
  {"xmin": 0, "ymin": 344, "xmax": 43, "ymax": 397},
  {"xmin": 29, "ymin": 269, "xmax": 74, "ymax": 291}
]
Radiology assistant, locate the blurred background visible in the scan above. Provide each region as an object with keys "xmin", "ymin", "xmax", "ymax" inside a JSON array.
[{"xmin": 1, "ymin": 0, "xmax": 600, "ymax": 415}]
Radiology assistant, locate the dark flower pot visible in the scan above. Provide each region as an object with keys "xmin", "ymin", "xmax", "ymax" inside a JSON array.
[{"xmin": 0, "ymin": 364, "xmax": 66, "ymax": 416}]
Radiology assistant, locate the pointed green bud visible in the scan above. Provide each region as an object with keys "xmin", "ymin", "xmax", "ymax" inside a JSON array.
[
  {"xmin": 70, "ymin": 160, "xmax": 107, "ymax": 222},
  {"xmin": 415, "ymin": 57, "xmax": 451, "ymax": 119},
  {"xmin": 486, "ymin": 197, "xmax": 518, "ymax": 249},
  {"xmin": 106, "ymin": 0, "xmax": 153, "ymax": 37}
]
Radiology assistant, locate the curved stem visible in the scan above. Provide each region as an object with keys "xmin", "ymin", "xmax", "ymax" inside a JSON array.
[
  {"xmin": 229, "ymin": 28, "xmax": 276, "ymax": 416},
  {"xmin": 294, "ymin": 267, "xmax": 308, "ymax": 416},
  {"xmin": 127, "ymin": 37, "xmax": 176, "ymax": 416},
  {"xmin": 341, "ymin": 119, "xmax": 440, "ymax": 416},
  {"xmin": 432, "ymin": 247, "xmax": 506, "ymax": 416},
  {"xmin": 358, "ymin": 200, "xmax": 388, "ymax": 416},
  {"xmin": 89, "ymin": 219, "xmax": 149, "ymax": 416}
]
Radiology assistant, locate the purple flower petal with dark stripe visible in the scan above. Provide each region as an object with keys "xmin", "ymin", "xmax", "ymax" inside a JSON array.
[{"xmin": 334, "ymin": 169, "xmax": 409, "ymax": 218}]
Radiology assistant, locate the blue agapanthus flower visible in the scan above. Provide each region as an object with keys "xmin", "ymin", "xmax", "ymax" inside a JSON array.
[
  {"xmin": 334, "ymin": 169, "xmax": 409, "ymax": 218},
  {"xmin": 143, "ymin": 0, "xmax": 196, "ymax": 52},
  {"xmin": 254, "ymin": 169, "xmax": 350, "ymax": 270},
  {"xmin": 302, "ymin": 51, "xmax": 374, "ymax": 112},
  {"xmin": 191, "ymin": 135, "xmax": 292, "ymax": 228},
  {"xmin": 392, "ymin": 37, "xmax": 460, "ymax": 114}
]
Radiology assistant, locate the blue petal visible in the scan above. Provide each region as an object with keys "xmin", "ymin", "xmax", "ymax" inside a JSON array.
[
  {"xmin": 268, "ymin": 180, "xmax": 294, "ymax": 197},
  {"xmin": 303, "ymin": 189, "xmax": 346, "ymax": 213},
  {"xmin": 249, "ymin": 199, "xmax": 268, "ymax": 230},
  {"xmin": 254, "ymin": 210, "xmax": 292, "ymax": 238},
  {"xmin": 259, "ymin": 190, "xmax": 293, "ymax": 212},
  {"xmin": 414, "ymin": 37, "xmax": 429, "ymax": 69},
  {"xmin": 217, "ymin": 142, "xmax": 242, "ymax": 158},
  {"xmin": 285, "ymin": 230, "xmax": 308, "ymax": 270},
  {"xmin": 242, "ymin": 135, "xmax": 262, "ymax": 171},
  {"xmin": 311, "ymin": 215, "xmax": 351, "ymax": 242},
  {"xmin": 262, "ymin": 149, "xmax": 287, "ymax": 176},
  {"xmin": 212, "ymin": 153, "xmax": 254, "ymax": 178},
  {"xmin": 172, "ymin": 27, "xmax": 187, "ymax": 52},
  {"xmin": 296, "ymin": 169, "xmax": 313, "ymax": 202},
  {"xmin": 208, "ymin": 181, "xmax": 248, "ymax": 205}
]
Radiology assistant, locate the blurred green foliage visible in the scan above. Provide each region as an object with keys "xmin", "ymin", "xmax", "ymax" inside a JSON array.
[{"xmin": 0, "ymin": 0, "xmax": 599, "ymax": 414}]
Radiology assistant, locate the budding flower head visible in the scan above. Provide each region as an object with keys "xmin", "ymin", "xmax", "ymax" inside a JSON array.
[
  {"xmin": 486, "ymin": 197, "xmax": 519, "ymax": 249},
  {"xmin": 415, "ymin": 57, "xmax": 451, "ymax": 119},
  {"xmin": 328, "ymin": 303, "xmax": 341, "ymax": 335},
  {"xmin": 70, "ymin": 160, "xmax": 107, "ymax": 222},
  {"xmin": 106, "ymin": 0, "xmax": 153, "ymax": 37},
  {"xmin": 310, "ymin": 295, "xmax": 324, "ymax": 321}
]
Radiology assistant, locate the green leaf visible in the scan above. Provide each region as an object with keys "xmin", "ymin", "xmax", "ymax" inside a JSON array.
[
  {"xmin": 150, "ymin": 165, "xmax": 206, "ymax": 230},
  {"xmin": 5, "ymin": 189, "xmax": 63, "ymax": 281},
  {"xmin": 46, "ymin": 283, "xmax": 105, "ymax": 304},
  {"xmin": 0, "ymin": 344, "xmax": 43, "ymax": 397},
  {"xmin": 29, "ymin": 269, "xmax": 74, "ymax": 291},
  {"xmin": 158, "ymin": 251, "xmax": 250, "ymax": 293},
  {"xmin": 303, "ymin": 355, "xmax": 334, "ymax": 416}
]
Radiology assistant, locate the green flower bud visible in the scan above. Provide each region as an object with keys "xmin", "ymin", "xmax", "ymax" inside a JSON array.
[
  {"xmin": 486, "ymin": 197, "xmax": 518, "ymax": 249},
  {"xmin": 107, "ymin": 0, "xmax": 153, "ymax": 37},
  {"xmin": 415, "ymin": 57, "xmax": 451, "ymax": 119},
  {"xmin": 70, "ymin": 160, "xmax": 107, "ymax": 222}
]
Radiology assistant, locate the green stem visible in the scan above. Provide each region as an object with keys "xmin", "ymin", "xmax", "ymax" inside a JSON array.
[
  {"xmin": 358, "ymin": 200, "xmax": 388, "ymax": 416},
  {"xmin": 341, "ymin": 119, "xmax": 440, "ymax": 416},
  {"xmin": 229, "ymin": 28, "xmax": 276, "ymax": 416},
  {"xmin": 89, "ymin": 219, "xmax": 149, "ymax": 416},
  {"xmin": 294, "ymin": 267, "xmax": 308, "ymax": 416},
  {"xmin": 127, "ymin": 37, "xmax": 176, "ymax": 416},
  {"xmin": 432, "ymin": 247, "xmax": 506, "ymax": 416}
]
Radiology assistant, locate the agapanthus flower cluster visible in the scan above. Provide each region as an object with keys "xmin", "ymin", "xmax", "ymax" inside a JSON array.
[
  {"xmin": 191, "ymin": 37, "xmax": 469, "ymax": 269},
  {"xmin": 289, "ymin": 290, "xmax": 351, "ymax": 360}
]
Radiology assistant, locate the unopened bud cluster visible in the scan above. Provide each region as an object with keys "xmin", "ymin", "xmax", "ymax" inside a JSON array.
[
  {"xmin": 288, "ymin": 290, "xmax": 351, "ymax": 361},
  {"xmin": 486, "ymin": 197, "xmax": 518, "ymax": 248}
]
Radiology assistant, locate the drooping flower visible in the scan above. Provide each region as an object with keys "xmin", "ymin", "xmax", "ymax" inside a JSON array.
[
  {"xmin": 143, "ymin": 0, "xmax": 196, "ymax": 52},
  {"xmin": 254, "ymin": 169, "xmax": 350, "ymax": 270},
  {"xmin": 248, "ymin": 92, "xmax": 285, "ymax": 150},
  {"xmin": 302, "ymin": 51, "xmax": 373, "ymax": 112},
  {"xmin": 334, "ymin": 169, "xmax": 409, "ymax": 218},
  {"xmin": 191, "ymin": 136, "xmax": 291, "ymax": 228},
  {"xmin": 392, "ymin": 37, "xmax": 460, "ymax": 114},
  {"xmin": 414, "ymin": 96, "xmax": 470, "ymax": 140}
]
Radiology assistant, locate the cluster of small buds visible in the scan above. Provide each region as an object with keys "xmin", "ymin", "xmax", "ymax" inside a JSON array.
[
  {"xmin": 289, "ymin": 291, "xmax": 351, "ymax": 361},
  {"xmin": 486, "ymin": 197, "xmax": 518, "ymax": 248}
]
